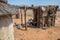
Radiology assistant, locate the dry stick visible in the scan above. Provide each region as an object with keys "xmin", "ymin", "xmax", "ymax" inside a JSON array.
[
  {"xmin": 24, "ymin": 6, "xmax": 27, "ymax": 30},
  {"xmin": 20, "ymin": 9, "xmax": 23, "ymax": 25}
]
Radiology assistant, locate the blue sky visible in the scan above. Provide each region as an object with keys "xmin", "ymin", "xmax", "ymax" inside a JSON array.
[{"xmin": 8, "ymin": 0, "xmax": 60, "ymax": 7}]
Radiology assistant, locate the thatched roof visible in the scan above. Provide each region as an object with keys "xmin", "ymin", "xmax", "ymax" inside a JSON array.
[
  {"xmin": 19, "ymin": 5, "xmax": 59, "ymax": 9},
  {"xmin": 19, "ymin": 6, "xmax": 33, "ymax": 9},
  {"xmin": 0, "ymin": 0, "xmax": 7, "ymax": 4},
  {"xmin": 0, "ymin": 0, "xmax": 19, "ymax": 15}
]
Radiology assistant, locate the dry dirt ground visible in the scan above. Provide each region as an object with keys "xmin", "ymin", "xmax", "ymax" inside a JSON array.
[{"xmin": 13, "ymin": 16, "xmax": 60, "ymax": 40}]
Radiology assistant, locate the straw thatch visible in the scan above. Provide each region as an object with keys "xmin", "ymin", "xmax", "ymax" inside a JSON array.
[
  {"xmin": 0, "ymin": 0, "xmax": 19, "ymax": 15},
  {"xmin": 0, "ymin": 0, "xmax": 7, "ymax": 4}
]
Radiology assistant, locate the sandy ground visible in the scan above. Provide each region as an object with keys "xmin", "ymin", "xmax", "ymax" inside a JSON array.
[{"xmin": 13, "ymin": 16, "xmax": 60, "ymax": 40}]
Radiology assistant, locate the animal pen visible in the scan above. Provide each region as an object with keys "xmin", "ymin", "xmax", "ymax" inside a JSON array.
[{"xmin": 19, "ymin": 5, "xmax": 58, "ymax": 30}]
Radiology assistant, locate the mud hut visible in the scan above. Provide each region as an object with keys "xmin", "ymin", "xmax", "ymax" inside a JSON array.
[{"xmin": 0, "ymin": 0, "xmax": 18, "ymax": 40}]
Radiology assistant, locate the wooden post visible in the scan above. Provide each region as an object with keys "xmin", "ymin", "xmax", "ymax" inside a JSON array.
[
  {"xmin": 24, "ymin": 6, "xmax": 27, "ymax": 30},
  {"xmin": 33, "ymin": 9, "xmax": 37, "ymax": 27},
  {"xmin": 20, "ymin": 9, "xmax": 23, "ymax": 25},
  {"xmin": 37, "ymin": 8, "xmax": 40, "ymax": 28}
]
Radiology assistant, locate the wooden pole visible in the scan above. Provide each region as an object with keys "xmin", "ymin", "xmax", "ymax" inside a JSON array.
[
  {"xmin": 24, "ymin": 6, "xmax": 27, "ymax": 30},
  {"xmin": 37, "ymin": 8, "xmax": 40, "ymax": 28},
  {"xmin": 20, "ymin": 9, "xmax": 23, "ymax": 25}
]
